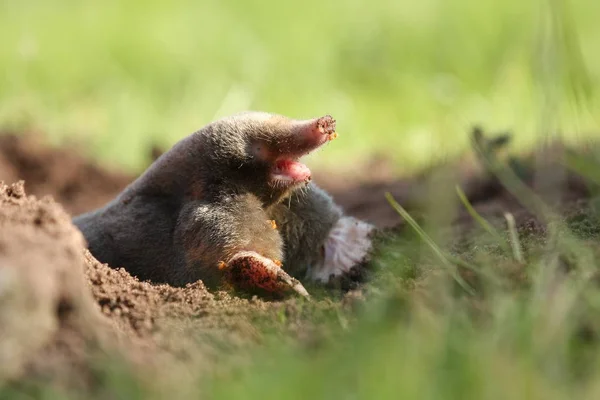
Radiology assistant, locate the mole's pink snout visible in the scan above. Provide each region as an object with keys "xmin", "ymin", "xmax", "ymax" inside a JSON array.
[
  {"xmin": 270, "ymin": 114, "xmax": 337, "ymax": 188},
  {"xmin": 290, "ymin": 115, "xmax": 338, "ymax": 156}
]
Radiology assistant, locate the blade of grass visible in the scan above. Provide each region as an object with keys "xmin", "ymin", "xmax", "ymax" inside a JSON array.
[
  {"xmin": 385, "ymin": 192, "xmax": 475, "ymax": 295},
  {"xmin": 471, "ymin": 136, "xmax": 557, "ymax": 223},
  {"xmin": 504, "ymin": 212, "xmax": 525, "ymax": 264},
  {"xmin": 456, "ymin": 185, "xmax": 513, "ymax": 256}
]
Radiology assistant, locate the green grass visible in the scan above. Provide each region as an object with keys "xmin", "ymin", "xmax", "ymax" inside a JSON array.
[
  {"xmin": 0, "ymin": 0, "xmax": 598, "ymax": 172},
  {"xmin": 200, "ymin": 181, "xmax": 600, "ymax": 400}
]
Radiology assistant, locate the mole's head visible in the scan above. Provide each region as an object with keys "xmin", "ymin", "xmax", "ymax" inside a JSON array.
[{"xmin": 202, "ymin": 111, "xmax": 337, "ymax": 204}]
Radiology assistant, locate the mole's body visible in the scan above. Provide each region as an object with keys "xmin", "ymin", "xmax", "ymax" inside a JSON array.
[{"xmin": 74, "ymin": 112, "xmax": 373, "ymax": 296}]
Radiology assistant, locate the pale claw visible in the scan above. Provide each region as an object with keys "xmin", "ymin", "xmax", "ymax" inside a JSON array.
[{"xmin": 311, "ymin": 217, "xmax": 375, "ymax": 283}]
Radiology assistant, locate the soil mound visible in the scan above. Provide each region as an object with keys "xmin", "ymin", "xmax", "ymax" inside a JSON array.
[
  {"xmin": 0, "ymin": 179, "xmax": 331, "ymax": 390},
  {"xmin": 0, "ymin": 181, "xmax": 109, "ymax": 386},
  {"xmin": 83, "ymin": 248, "xmax": 282, "ymax": 353}
]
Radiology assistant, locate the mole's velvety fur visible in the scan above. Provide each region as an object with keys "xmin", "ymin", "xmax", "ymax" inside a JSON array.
[{"xmin": 73, "ymin": 112, "xmax": 373, "ymax": 294}]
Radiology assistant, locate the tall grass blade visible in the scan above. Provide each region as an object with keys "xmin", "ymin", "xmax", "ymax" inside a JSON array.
[
  {"xmin": 385, "ymin": 192, "xmax": 475, "ymax": 295},
  {"xmin": 504, "ymin": 212, "xmax": 525, "ymax": 264},
  {"xmin": 456, "ymin": 185, "xmax": 512, "ymax": 256}
]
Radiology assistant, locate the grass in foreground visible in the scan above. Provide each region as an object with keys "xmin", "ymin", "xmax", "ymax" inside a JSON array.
[{"xmin": 204, "ymin": 146, "xmax": 600, "ymax": 400}]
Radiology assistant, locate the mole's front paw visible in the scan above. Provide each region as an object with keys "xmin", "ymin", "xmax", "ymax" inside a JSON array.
[
  {"xmin": 224, "ymin": 251, "xmax": 310, "ymax": 299},
  {"xmin": 310, "ymin": 217, "xmax": 375, "ymax": 284}
]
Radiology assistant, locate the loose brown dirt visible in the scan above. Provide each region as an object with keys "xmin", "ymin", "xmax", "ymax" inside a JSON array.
[{"xmin": 0, "ymin": 179, "xmax": 342, "ymax": 391}]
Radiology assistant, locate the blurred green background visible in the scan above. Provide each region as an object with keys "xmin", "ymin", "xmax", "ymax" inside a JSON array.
[{"xmin": 0, "ymin": 0, "xmax": 597, "ymax": 174}]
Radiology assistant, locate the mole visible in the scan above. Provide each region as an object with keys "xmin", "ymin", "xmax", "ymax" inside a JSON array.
[{"xmin": 73, "ymin": 112, "xmax": 374, "ymax": 298}]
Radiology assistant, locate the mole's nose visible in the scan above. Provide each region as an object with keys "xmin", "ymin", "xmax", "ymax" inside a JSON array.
[{"xmin": 282, "ymin": 115, "xmax": 337, "ymax": 157}]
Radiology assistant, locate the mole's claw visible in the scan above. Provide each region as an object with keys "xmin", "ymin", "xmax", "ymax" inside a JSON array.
[
  {"xmin": 224, "ymin": 251, "xmax": 310, "ymax": 299},
  {"xmin": 310, "ymin": 216, "xmax": 375, "ymax": 283}
]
